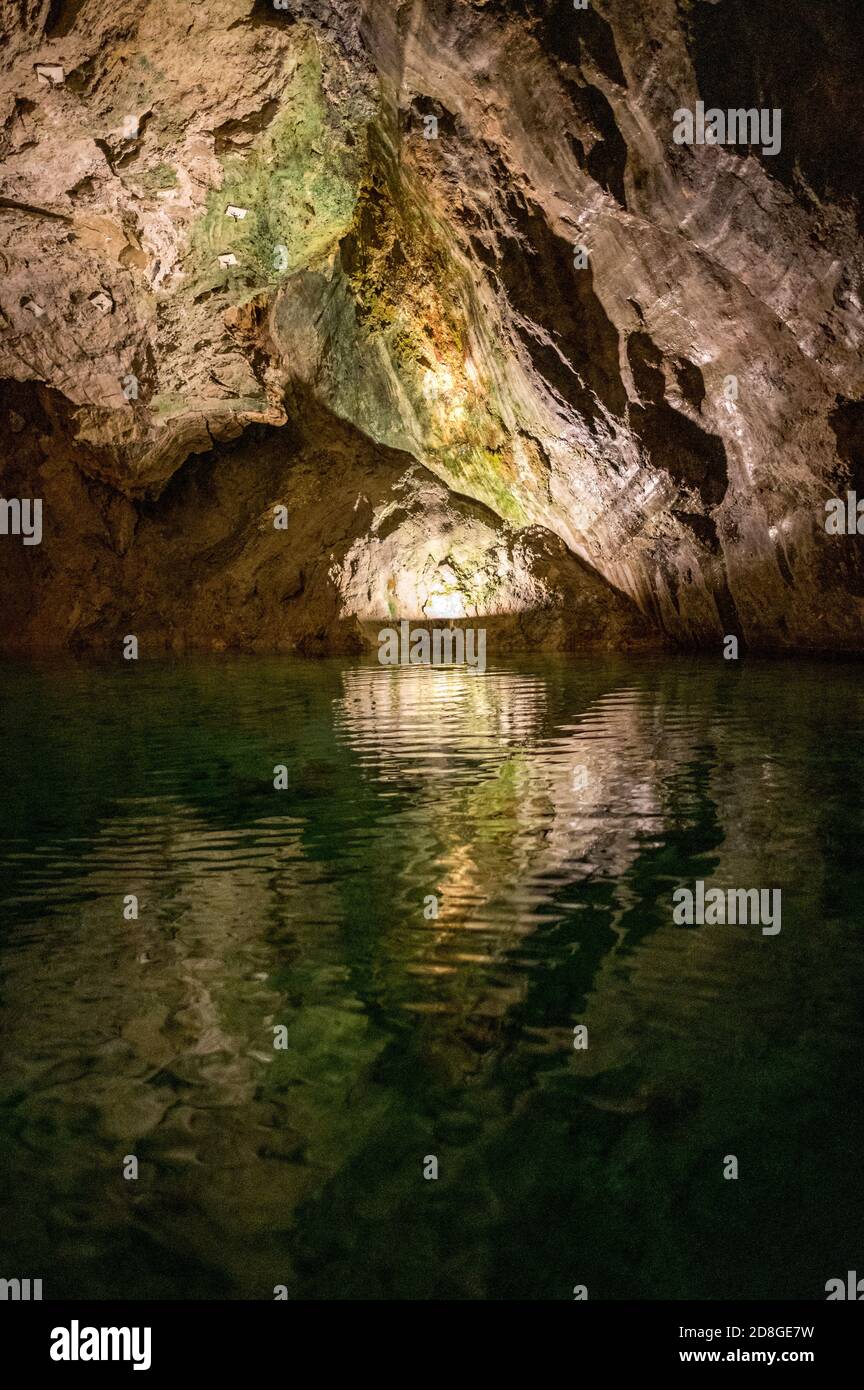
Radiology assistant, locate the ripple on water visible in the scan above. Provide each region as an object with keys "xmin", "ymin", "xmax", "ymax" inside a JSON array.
[{"xmin": 0, "ymin": 654, "xmax": 863, "ymax": 1298}]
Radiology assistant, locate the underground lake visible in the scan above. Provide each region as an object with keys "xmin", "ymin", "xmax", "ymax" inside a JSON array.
[{"xmin": 0, "ymin": 651, "xmax": 862, "ymax": 1300}]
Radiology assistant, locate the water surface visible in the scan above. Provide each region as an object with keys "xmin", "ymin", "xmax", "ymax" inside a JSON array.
[{"xmin": 1, "ymin": 653, "xmax": 862, "ymax": 1299}]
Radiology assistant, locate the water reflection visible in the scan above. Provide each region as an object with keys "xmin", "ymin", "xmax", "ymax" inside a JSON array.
[{"xmin": 0, "ymin": 655, "xmax": 863, "ymax": 1299}]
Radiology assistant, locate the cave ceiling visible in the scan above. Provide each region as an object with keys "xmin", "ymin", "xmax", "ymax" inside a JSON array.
[{"xmin": 2, "ymin": 0, "xmax": 864, "ymax": 653}]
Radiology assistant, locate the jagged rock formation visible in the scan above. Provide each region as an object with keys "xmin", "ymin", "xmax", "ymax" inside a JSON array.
[
  {"xmin": 2, "ymin": 0, "xmax": 864, "ymax": 653},
  {"xmin": 0, "ymin": 384, "xmax": 651, "ymax": 652}
]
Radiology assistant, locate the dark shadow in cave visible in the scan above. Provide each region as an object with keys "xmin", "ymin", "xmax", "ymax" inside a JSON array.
[
  {"xmin": 496, "ymin": 191, "xmax": 628, "ymax": 426},
  {"xmin": 687, "ymin": 0, "xmax": 864, "ymax": 234},
  {"xmin": 627, "ymin": 330, "xmax": 728, "ymax": 510}
]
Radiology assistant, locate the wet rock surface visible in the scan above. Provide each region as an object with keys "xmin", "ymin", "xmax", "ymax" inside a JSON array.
[
  {"xmin": 0, "ymin": 387, "xmax": 652, "ymax": 653},
  {"xmin": 2, "ymin": 0, "xmax": 864, "ymax": 653}
]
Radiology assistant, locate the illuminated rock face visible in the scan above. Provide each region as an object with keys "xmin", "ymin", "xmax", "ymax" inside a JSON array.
[
  {"xmin": 336, "ymin": 458, "xmax": 653, "ymax": 651},
  {"xmin": 0, "ymin": 389, "xmax": 652, "ymax": 654},
  {"xmin": 1, "ymin": 0, "xmax": 863, "ymax": 652}
]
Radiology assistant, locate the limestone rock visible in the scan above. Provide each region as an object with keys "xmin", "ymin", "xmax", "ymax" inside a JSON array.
[{"xmin": 2, "ymin": 1, "xmax": 864, "ymax": 652}]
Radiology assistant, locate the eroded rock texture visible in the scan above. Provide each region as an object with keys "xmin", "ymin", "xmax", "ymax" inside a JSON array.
[{"xmin": 1, "ymin": 0, "xmax": 864, "ymax": 653}]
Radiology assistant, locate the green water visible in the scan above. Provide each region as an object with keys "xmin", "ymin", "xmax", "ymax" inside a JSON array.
[{"xmin": 0, "ymin": 653, "xmax": 862, "ymax": 1301}]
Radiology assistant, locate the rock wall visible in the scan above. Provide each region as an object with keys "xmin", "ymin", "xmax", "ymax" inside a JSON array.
[{"xmin": 2, "ymin": 1, "xmax": 863, "ymax": 653}]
